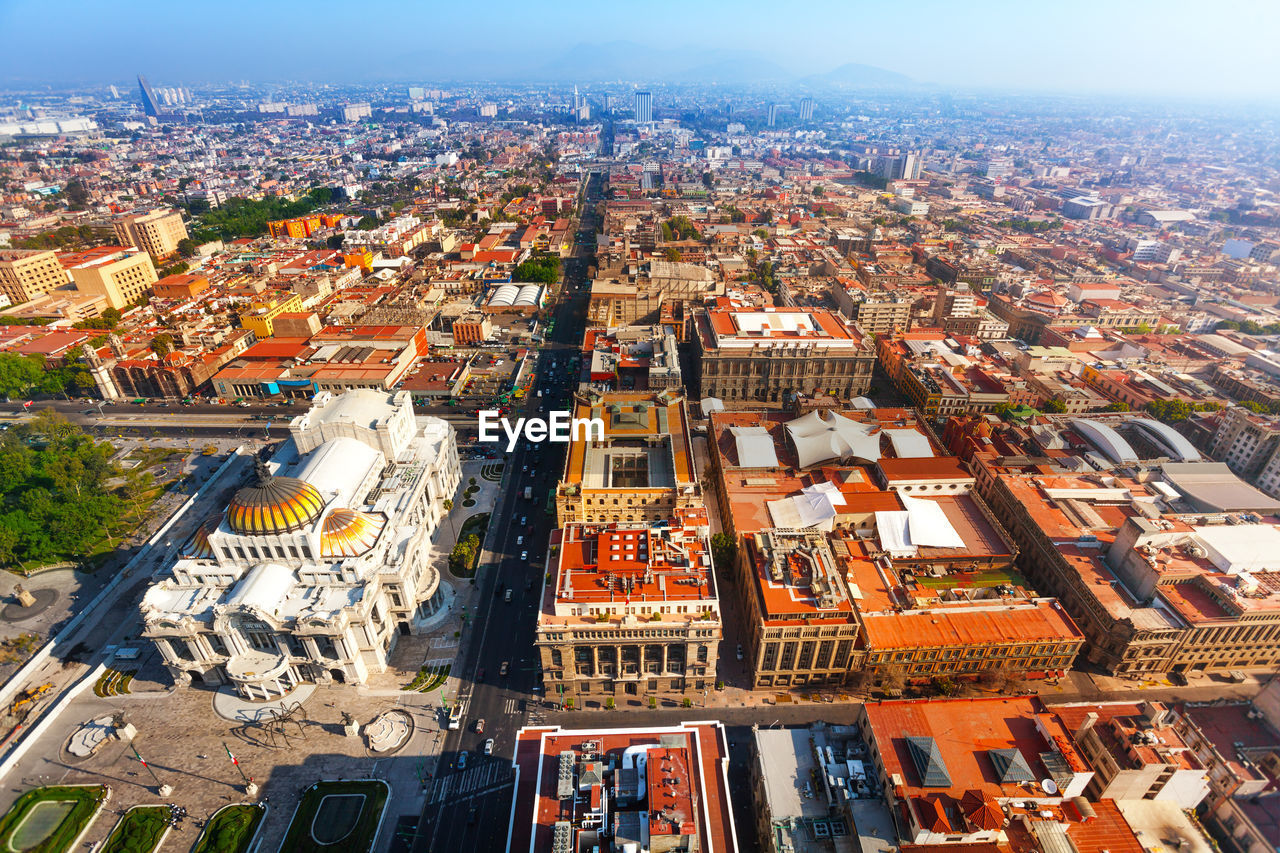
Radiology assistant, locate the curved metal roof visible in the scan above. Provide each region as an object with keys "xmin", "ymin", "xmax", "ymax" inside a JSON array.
[
  {"xmin": 1069, "ymin": 418, "xmax": 1138, "ymax": 464},
  {"xmin": 1129, "ymin": 418, "xmax": 1201, "ymax": 462},
  {"xmin": 488, "ymin": 284, "xmax": 519, "ymax": 306}
]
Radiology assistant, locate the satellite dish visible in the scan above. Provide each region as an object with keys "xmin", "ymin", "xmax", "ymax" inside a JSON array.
[{"xmin": 1041, "ymin": 779, "xmax": 1059, "ymax": 795}]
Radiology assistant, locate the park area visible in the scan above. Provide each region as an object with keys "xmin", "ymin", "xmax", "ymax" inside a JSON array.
[
  {"xmin": 191, "ymin": 804, "xmax": 265, "ymax": 853},
  {"xmin": 0, "ymin": 785, "xmax": 106, "ymax": 853},
  {"xmin": 99, "ymin": 806, "xmax": 170, "ymax": 853},
  {"xmin": 278, "ymin": 780, "xmax": 388, "ymax": 852}
]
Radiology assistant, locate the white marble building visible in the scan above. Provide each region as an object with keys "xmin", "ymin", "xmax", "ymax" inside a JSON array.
[{"xmin": 141, "ymin": 389, "xmax": 461, "ymax": 699}]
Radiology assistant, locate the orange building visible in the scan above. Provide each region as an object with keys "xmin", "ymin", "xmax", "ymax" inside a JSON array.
[
  {"xmin": 343, "ymin": 248, "xmax": 373, "ymax": 271},
  {"xmin": 152, "ymin": 273, "xmax": 209, "ymax": 300}
]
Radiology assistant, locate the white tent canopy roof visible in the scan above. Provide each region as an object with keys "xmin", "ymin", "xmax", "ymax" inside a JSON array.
[
  {"xmin": 885, "ymin": 429, "xmax": 934, "ymax": 459},
  {"xmin": 874, "ymin": 495, "xmax": 964, "ymax": 556},
  {"xmin": 785, "ymin": 410, "xmax": 881, "ymax": 468},
  {"xmin": 730, "ymin": 426, "xmax": 780, "ymax": 468}
]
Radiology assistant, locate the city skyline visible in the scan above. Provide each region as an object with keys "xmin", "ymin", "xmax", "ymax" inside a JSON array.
[{"xmin": 1, "ymin": 0, "xmax": 1279, "ymax": 101}]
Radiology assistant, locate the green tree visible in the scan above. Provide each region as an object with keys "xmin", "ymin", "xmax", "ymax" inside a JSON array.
[
  {"xmin": 513, "ymin": 255, "xmax": 561, "ymax": 285},
  {"xmin": 149, "ymin": 334, "xmax": 174, "ymax": 357},
  {"xmin": 1041, "ymin": 398, "xmax": 1068, "ymax": 414},
  {"xmin": 176, "ymin": 238, "xmax": 198, "ymax": 258},
  {"xmin": 62, "ymin": 178, "xmax": 90, "ymax": 210},
  {"xmin": 710, "ymin": 532, "xmax": 737, "ymax": 575},
  {"xmin": 1145, "ymin": 399, "xmax": 1191, "ymax": 423},
  {"xmin": 0, "ymin": 353, "xmax": 45, "ymax": 399},
  {"xmin": 1102, "ymin": 401, "xmax": 1131, "ymax": 412}
]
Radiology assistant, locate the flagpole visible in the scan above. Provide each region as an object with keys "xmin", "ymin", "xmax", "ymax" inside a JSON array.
[
  {"xmin": 129, "ymin": 743, "xmax": 162, "ymax": 788},
  {"xmin": 223, "ymin": 741, "xmax": 249, "ymax": 784}
]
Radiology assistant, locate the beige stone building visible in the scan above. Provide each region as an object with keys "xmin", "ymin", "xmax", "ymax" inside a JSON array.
[
  {"xmin": 66, "ymin": 247, "xmax": 158, "ymax": 309},
  {"xmin": 534, "ymin": 509, "xmax": 721, "ymax": 705},
  {"xmin": 694, "ymin": 307, "xmax": 877, "ymax": 405},
  {"xmin": 113, "ymin": 210, "xmax": 189, "ymax": 260},
  {"xmin": 0, "ymin": 249, "xmax": 67, "ymax": 305},
  {"xmin": 554, "ymin": 390, "xmax": 703, "ymax": 526}
]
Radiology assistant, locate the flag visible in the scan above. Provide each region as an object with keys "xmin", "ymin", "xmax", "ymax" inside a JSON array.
[
  {"xmin": 224, "ymin": 742, "xmax": 239, "ymax": 766},
  {"xmin": 130, "ymin": 744, "xmax": 147, "ymax": 766},
  {"xmin": 22, "ymin": 401, "xmax": 31, "ymax": 409}
]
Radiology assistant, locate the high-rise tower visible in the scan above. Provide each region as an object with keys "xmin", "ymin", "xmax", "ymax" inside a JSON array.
[{"xmin": 137, "ymin": 74, "xmax": 161, "ymax": 117}]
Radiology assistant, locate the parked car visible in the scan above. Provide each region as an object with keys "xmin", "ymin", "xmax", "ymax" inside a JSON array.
[
  {"xmin": 475, "ymin": 718, "xmax": 485, "ymax": 734},
  {"xmin": 483, "ymin": 738, "xmax": 494, "ymax": 755}
]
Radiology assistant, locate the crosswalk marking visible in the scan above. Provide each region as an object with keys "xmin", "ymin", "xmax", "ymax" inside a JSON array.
[
  {"xmin": 503, "ymin": 697, "xmax": 520, "ymax": 714},
  {"xmin": 429, "ymin": 760, "xmax": 510, "ymax": 803}
]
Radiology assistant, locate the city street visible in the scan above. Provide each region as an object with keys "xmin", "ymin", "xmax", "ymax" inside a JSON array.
[{"xmin": 411, "ymin": 171, "xmax": 601, "ymax": 852}]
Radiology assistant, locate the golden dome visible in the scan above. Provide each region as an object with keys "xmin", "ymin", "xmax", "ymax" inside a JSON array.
[
  {"xmin": 320, "ymin": 509, "xmax": 384, "ymax": 557},
  {"xmin": 227, "ymin": 458, "xmax": 326, "ymax": 536}
]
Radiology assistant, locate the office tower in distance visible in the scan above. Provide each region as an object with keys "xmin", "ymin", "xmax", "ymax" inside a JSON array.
[
  {"xmin": 113, "ymin": 210, "xmax": 189, "ymax": 261},
  {"xmin": 137, "ymin": 74, "xmax": 161, "ymax": 117},
  {"xmin": 634, "ymin": 90, "xmax": 653, "ymax": 124},
  {"xmin": 109, "ymin": 84, "xmax": 120, "ymax": 99},
  {"xmin": 799, "ymin": 97, "xmax": 814, "ymax": 122},
  {"xmin": 767, "ymin": 103, "xmax": 780, "ymax": 127}
]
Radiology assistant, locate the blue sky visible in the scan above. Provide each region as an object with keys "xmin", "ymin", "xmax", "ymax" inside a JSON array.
[{"xmin": 3, "ymin": 0, "xmax": 1278, "ymax": 98}]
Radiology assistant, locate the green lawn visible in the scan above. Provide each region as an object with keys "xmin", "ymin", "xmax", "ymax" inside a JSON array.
[
  {"xmin": 278, "ymin": 781, "xmax": 388, "ymax": 853},
  {"xmin": 99, "ymin": 806, "xmax": 169, "ymax": 853},
  {"xmin": 0, "ymin": 785, "xmax": 106, "ymax": 853},
  {"xmin": 190, "ymin": 804, "xmax": 264, "ymax": 853}
]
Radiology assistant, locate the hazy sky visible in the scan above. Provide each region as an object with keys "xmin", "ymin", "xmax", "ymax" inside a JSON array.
[{"xmin": 4, "ymin": 0, "xmax": 1278, "ymax": 98}]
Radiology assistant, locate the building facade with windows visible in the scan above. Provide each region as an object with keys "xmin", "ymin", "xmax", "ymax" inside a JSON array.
[
  {"xmin": 534, "ymin": 508, "xmax": 721, "ymax": 705},
  {"xmin": 0, "ymin": 249, "xmax": 67, "ymax": 304},
  {"xmin": 113, "ymin": 209, "xmax": 189, "ymax": 260},
  {"xmin": 555, "ymin": 390, "xmax": 702, "ymax": 526},
  {"xmin": 694, "ymin": 307, "xmax": 876, "ymax": 405}
]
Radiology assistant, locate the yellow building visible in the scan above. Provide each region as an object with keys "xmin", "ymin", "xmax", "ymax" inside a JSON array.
[
  {"xmin": 240, "ymin": 293, "xmax": 305, "ymax": 338},
  {"xmin": 0, "ymin": 249, "xmax": 68, "ymax": 305},
  {"xmin": 113, "ymin": 210, "xmax": 189, "ymax": 260},
  {"xmin": 65, "ymin": 247, "xmax": 158, "ymax": 310}
]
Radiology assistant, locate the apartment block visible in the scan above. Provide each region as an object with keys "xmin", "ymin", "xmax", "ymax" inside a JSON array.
[
  {"xmin": 113, "ymin": 209, "xmax": 189, "ymax": 260},
  {"xmin": 0, "ymin": 249, "xmax": 67, "ymax": 304},
  {"xmin": 62, "ymin": 246, "xmax": 158, "ymax": 309}
]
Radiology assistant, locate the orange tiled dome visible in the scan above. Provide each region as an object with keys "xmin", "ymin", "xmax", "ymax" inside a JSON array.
[
  {"xmin": 185, "ymin": 516, "xmax": 219, "ymax": 558},
  {"xmin": 227, "ymin": 458, "xmax": 326, "ymax": 536},
  {"xmin": 319, "ymin": 508, "xmax": 384, "ymax": 557}
]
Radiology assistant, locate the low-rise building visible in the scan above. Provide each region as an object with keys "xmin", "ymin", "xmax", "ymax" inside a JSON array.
[
  {"xmin": 555, "ymin": 390, "xmax": 702, "ymax": 526},
  {"xmin": 534, "ymin": 508, "xmax": 721, "ymax": 704},
  {"xmin": 509, "ymin": 721, "xmax": 739, "ymax": 853},
  {"xmin": 695, "ymin": 307, "xmax": 876, "ymax": 405}
]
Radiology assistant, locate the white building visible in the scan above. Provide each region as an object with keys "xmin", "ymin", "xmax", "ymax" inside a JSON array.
[{"xmin": 141, "ymin": 389, "xmax": 462, "ymax": 699}]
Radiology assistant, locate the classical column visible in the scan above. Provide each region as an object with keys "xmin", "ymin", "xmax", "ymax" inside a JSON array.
[
  {"xmin": 661, "ymin": 643, "xmax": 669, "ymax": 675},
  {"xmin": 615, "ymin": 645, "xmax": 623, "ymax": 676},
  {"xmin": 591, "ymin": 646, "xmax": 600, "ymax": 677}
]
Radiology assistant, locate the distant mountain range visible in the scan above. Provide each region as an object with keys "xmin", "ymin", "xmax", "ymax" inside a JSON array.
[{"xmin": 382, "ymin": 41, "xmax": 919, "ymax": 88}]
